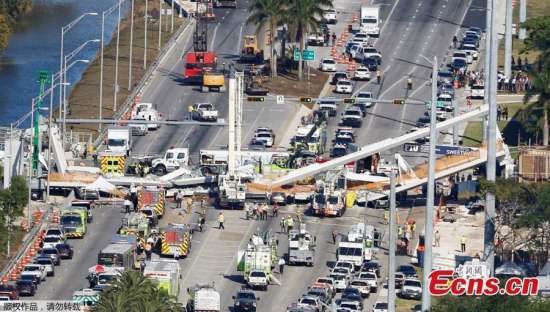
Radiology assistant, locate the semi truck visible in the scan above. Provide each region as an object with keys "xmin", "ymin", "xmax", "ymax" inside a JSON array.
[
  {"xmin": 143, "ymin": 259, "xmax": 181, "ymax": 297},
  {"xmin": 288, "ymin": 224, "xmax": 316, "ymax": 266},
  {"xmin": 106, "ymin": 126, "xmax": 133, "ymax": 156},
  {"xmin": 60, "ymin": 207, "xmax": 87, "ymax": 238},
  {"xmin": 360, "ymin": 4, "xmax": 381, "ymax": 37},
  {"xmin": 159, "ymin": 224, "xmax": 193, "ymax": 258},
  {"xmin": 186, "ymin": 283, "xmax": 221, "ymax": 312},
  {"xmin": 137, "ymin": 186, "xmax": 166, "ymax": 218}
]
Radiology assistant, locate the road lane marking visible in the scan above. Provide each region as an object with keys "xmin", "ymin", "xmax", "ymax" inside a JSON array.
[{"xmin": 210, "ymin": 23, "xmax": 220, "ymax": 51}]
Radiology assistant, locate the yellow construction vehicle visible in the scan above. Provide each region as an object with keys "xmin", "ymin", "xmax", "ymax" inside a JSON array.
[
  {"xmin": 241, "ymin": 35, "xmax": 264, "ymax": 63},
  {"xmin": 202, "ymin": 71, "xmax": 226, "ymax": 93}
]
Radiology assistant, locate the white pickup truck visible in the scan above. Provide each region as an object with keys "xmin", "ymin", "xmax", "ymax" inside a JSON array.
[{"xmin": 193, "ymin": 103, "xmax": 218, "ymax": 122}]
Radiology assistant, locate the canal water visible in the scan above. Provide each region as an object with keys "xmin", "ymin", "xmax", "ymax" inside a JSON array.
[{"xmin": 0, "ymin": 0, "xmax": 129, "ymax": 127}]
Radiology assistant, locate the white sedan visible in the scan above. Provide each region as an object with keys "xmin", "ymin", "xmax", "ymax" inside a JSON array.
[
  {"xmin": 352, "ymin": 32, "xmax": 369, "ymax": 43},
  {"xmin": 353, "ymin": 67, "xmax": 371, "ymax": 81},
  {"xmin": 254, "ymin": 131, "xmax": 274, "ymax": 147},
  {"xmin": 335, "ymin": 80, "xmax": 353, "ymax": 94},
  {"xmin": 319, "ymin": 58, "xmax": 337, "ymax": 72}
]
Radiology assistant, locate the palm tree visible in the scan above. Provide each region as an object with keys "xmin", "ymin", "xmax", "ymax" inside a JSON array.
[
  {"xmin": 286, "ymin": 0, "xmax": 332, "ymax": 80},
  {"xmin": 523, "ymin": 63, "xmax": 550, "ymax": 145},
  {"xmin": 247, "ymin": 0, "xmax": 286, "ymax": 78},
  {"xmin": 96, "ymin": 270, "xmax": 180, "ymax": 312}
]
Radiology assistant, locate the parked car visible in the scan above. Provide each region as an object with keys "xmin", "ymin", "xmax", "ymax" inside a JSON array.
[
  {"xmin": 271, "ymin": 192, "xmax": 287, "ymax": 205},
  {"xmin": 55, "ymin": 243, "xmax": 74, "ymax": 259},
  {"xmin": 18, "ymin": 274, "xmax": 39, "ymax": 288},
  {"xmin": 44, "ymin": 227, "xmax": 66, "ymax": 241},
  {"xmin": 450, "ymin": 58, "xmax": 467, "ymax": 71},
  {"xmin": 254, "ymin": 131, "xmax": 275, "ymax": 147},
  {"xmin": 232, "ymin": 288, "xmax": 259, "ymax": 312},
  {"xmin": 330, "ymin": 145, "xmax": 348, "ymax": 158},
  {"xmin": 401, "ymin": 278, "xmax": 423, "ymax": 300},
  {"xmin": 323, "ymin": 9, "xmax": 338, "ymax": 24},
  {"xmin": 351, "ymin": 32, "xmax": 369, "ymax": 43},
  {"xmin": 373, "ymin": 301, "xmax": 389, "ymax": 312},
  {"xmin": 362, "ymin": 261, "xmax": 381, "ymax": 276},
  {"xmin": 15, "ymin": 280, "xmax": 36, "ymax": 296},
  {"xmin": 355, "ymin": 91, "xmax": 374, "ymax": 108},
  {"xmin": 461, "ymin": 43, "xmax": 478, "ymax": 60}
]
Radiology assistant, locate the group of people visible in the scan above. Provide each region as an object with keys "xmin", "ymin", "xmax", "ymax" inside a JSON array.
[
  {"xmin": 397, "ymin": 221, "xmax": 416, "ymax": 240},
  {"xmin": 130, "ymin": 161, "xmax": 152, "ymax": 177},
  {"xmin": 244, "ymin": 202, "xmax": 280, "ymax": 220},
  {"xmin": 497, "ymin": 105, "xmax": 510, "ymax": 121},
  {"xmin": 279, "ymin": 216, "xmax": 295, "ymax": 235},
  {"xmin": 497, "ymin": 71, "xmax": 531, "ymax": 93},
  {"xmin": 511, "ymin": 55, "xmax": 529, "ymax": 71}
]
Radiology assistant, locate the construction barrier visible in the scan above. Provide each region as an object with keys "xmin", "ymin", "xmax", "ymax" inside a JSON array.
[
  {"xmin": 353, "ymin": 14, "xmax": 358, "ymax": 23},
  {"xmin": 30, "ymin": 246, "xmax": 37, "ymax": 257},
  {"xmin": 10, "ymin": 270, "xmax": 17, "ymax": 281},
  {"xmin": 20, "ymin": 219, "xmax": 29, "ymax": 232},
  {"xmin": 1, "ymin": 276, "xmax": 8, "ymax": 284},
  {"xmin": 348, "ymin": 60, "xmax": 356, "ymax": 71},
  {"xmin": 39, "ymin": 230, "xmax": 45, "ymax": 239},
  {"xmin": 53, "ymin": 212, "xmax": 59, "ymax": 223},
  {"xmin": 17, "ymin": 262, "xmax": 23, "ymax": 273},
  {"xmin": 23, "ymin": 254, "xmax": 30, "ymax": 264},
  {"xmin": 134, "ymin": 95, "xmax": 140, "ymax": 105}
]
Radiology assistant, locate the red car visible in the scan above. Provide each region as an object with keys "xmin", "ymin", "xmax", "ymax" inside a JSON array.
[{"xmin": 0, "ymin": 284, "xmax": 19, "ymax": 300}]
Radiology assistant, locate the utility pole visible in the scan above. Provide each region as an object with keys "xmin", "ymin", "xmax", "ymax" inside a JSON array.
[
  {"xmin": 388, "ymin": 169, "xmax": 397, "ymax": 312},
  {"xmin": 158, "ymin": 0, "xmax": 162, "ymax": 50},
  {"xmin": 483, "ymin": 1, "xmax": 493, "ymax": 142},
  {"xmin": 114, "ymin": 0, "xmax": 122, "ymax": 110},
  {"xmin": 485, "ymin": 0, "xmax": 499, "ymax": 276},
  {"xmin": 519, "ymin": 0, "xmax": 526, "ymax": 40},
  {"xmin": 128, "ymin": 0, "xmax": 135, "ymax": 90},
  {"xmin": 171, "ymin": 0, "xmax": 174, "ymax": 33},
  {"xmin": 504, "ymin": 0, "xmax": 513, "ymax": 77},
  {"xmin": 421, "ymin": 56, "xmax": 438, "ymax": 311}
]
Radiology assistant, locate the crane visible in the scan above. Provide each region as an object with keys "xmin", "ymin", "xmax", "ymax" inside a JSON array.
[{"xmin": 33, "ymin": 70, "xmax": 50, "ymax": 174}]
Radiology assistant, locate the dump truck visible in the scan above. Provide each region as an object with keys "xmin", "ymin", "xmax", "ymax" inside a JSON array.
[
  {"xmin": 288, "ymin": 224, "xmax": 316, "ymax": 266},
  {"xmin": 237, "ymin": 233, "xmax": 277, "ymax": 290},
  {"xmin": 107, "ymin": 126, "xmax": 133, "ymax": 156},
  {"xmin": 60, "ymin": 207, "xmax": 87, "ymax": 238},
  {"xmin": 120, "ymin": 212, "xmax": 151, "ymax": 248},
  {"xmin": 241, "ymin": 35, "xmax": 264, "ymax": 63},
  {"xmin": 138, "ymin": 186, "xmax": 166, "ymax": 218},
  {"xmin": 160, "ymin": 224, "xmax": 193, "ymax": 258},
  {"xmin": 187, "ymin": 283, "xmax": 221, "ymax": 312},
  {"xmin": 143, "ymin": 259, "xmax": 181, "ymax": 298}
]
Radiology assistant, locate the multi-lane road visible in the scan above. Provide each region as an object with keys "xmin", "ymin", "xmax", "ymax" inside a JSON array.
[{"xmin": 31, "ymin": 0, "xmax": 489, "ymax": 310}]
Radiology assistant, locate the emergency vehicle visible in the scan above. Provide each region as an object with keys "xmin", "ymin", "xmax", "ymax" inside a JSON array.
[
  {"xmin": 138, "ymin": 186, "xmax": 166, "ymax": 217},
  {"xmin": 160, "ymin": 224, "xmax": 192, "ymax": 258},
  {"xmin": 120, "ymin": 212, "xmax": 151, "ymax": 248},
  {"xmin": 143, "ymin": 259, "xmax": 181, "ymax": 297},
  {"xmin": 60, "ymin": 207, "xmax": 87, "ymax": 238}
]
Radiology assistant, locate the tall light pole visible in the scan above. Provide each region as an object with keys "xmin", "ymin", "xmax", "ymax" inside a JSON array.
[
  {"xmin": 419, "ymin": 54, "xmax": 438, "ymax": 311},
  {"xmin": 388, "ymin": 169, "xmax": 398, "ymax": 312},
  {"xmin": 144, "ymin": 0, "xmax": 148, "ymax": 69},
  {"xmin": 171, "ymin": 0, "xmax": 174, "ymax": 33},
  {"xmin": 158, "ymin": 0, "xmax": 162, "ymax": 50},
  {"xmin": 485, "ymin": 0, "xmax": 499, "ymax": 277},
  {"xmin": 504, "ymin": 0, "xmax": 513, "ymax": 77},
  {"xmin": 47, "ymin": 63, "xmax": 86, "ymax": 201},
  {"xmin": 114, "ymin": 0, "xmax": 122, "ymax": 111},
  {"xmin": 519, "ymin": 0, "xmax": 527, "ymax": 40},
  {"xmin": 128, "ymin": 0, "xmax": 135, "ymax": 90},
  {"xmin": 100, "ymin": 1, "xmax": 121, "ymax": 133},
  {"xmin": 63, "ymin": 39, "xmax": 100, "ymax": 148}
]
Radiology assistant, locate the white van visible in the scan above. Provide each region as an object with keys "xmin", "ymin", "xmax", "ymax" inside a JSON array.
[{"xmin": 471, "ymin": 84, "xmax": 485, "ymax": 99}]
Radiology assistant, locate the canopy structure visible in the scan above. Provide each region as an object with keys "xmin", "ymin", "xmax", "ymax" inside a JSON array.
[
  {"xmin": 86, "ymin": 177, "xmax": 116, "ymax": 192},
  {"xmin": 88, "ymin": 265, "xmax": 107, "ymax": 274},
  {"xmin": 495, "ymin": 262, "xmax": 526, "ymax": 277}
]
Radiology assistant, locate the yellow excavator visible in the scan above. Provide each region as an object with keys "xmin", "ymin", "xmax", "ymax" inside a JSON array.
[
  {"xmin": 241, "ymin": 35, "xmax": 264, "ymax": 63},
  {"xmin": 202, "ymin": 70, "xmax": 226, "ymax": 93}
]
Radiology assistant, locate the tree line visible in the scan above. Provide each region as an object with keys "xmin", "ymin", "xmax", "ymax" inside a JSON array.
[
  {"xmin": 0, "ymin": 175, "xmax": 29, "ymax": 255},
  {"xmin": 0, "ymin": 0, "xmax": 33, "ymax": 52}
]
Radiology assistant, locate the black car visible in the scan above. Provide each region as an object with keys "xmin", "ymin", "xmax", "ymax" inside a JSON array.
[
  {"xmin": 343, "ymin": 293, "xmax": 364, "ymax": 310},
  {"xmin": 397, "ymin": 265, "xmax": 418, "ymax": 278},
  {"xmin": 334, "ymin": 136, "xmax": 354, "ymax": 146},
  {"xmin": 463, "ymin": 34, "xmax": 479, "ymax": 47},
  {"xmin": 362, "ymin": 57, "xmax": 378, "ymax": 71},
  {"xmin": 450, "ymin": 58, "xmax": 467, "ymax": 70},
  {"xmin": 55, "ymin": 243, "xmax": 74, "ymax": 259},
  {"xmin": 331, "ymin": 72, "xmax": 350, "ymax": 85},
  {"xmin": 416, "ymin": 116, "xmax": 431, "ymax": 128},
  {"xmin": 40, "ymin": 247, "xmax": 61, "ymax": 265},
  {"xmin": 462, "ymin": 38, "xmax": 478, "ymax": 49},
  {"xmin": 15, "ymin": 280, "xmax": 36, "ymax": 296},
  {"xmin": 341, "ymin": 287, "xmax": 362, "ymax": 299},
  {"xmin": 362, "ymin": 261, "xmax": 381, "ymax": 277},
  {"xmin": 437, "ymin": 71, "xmax": 454, "ymax": 85},
  {"xmin": 330, "ymin": 145, "xmax": 348, "ymax": 158},
  {"xmin": 233, "ymin": 289, "xmax": 259, "ymax": 312},
  {"xmin": 18, "ymin": 274, "xmax": 39, "ymax": 288}
]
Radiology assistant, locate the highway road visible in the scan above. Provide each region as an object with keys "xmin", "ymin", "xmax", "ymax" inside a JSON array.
[{"xmin": 29, "ymin": 0, "xmax": 489, "ymax": 310}]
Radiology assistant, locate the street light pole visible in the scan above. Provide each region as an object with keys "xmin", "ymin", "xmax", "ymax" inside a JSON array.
[
  {"xmin": 171, "ymin": 0, "xmax": 174, "ymax": 33},
  {"xmin": 504, "ymin": 0, "xmax": 513, "ymax": 78},
  {"xmin": 128, "ymin": 0, "xmax": 135, "ymax": 90},
  {"xmin": 144, "ymin": 0, "xmax": 148, "ymax": 69},
  {"xmin": 388, "ymin": 169, "xmax": 398, "ymax": 312},
  {"xmin": 421, "ymin": 55, "xmax": 438, "ymax": 311},
  {"xmin": 59, "ymin": 12, "xmax": 98, "ymax": 140},
  {"xmin": 114, "ymin": 0, "xmax": 122, "ymax": 110},
  {"xmin": 100, "ymin": 2, "xmax": 121, "ymax": 133},
  {"xmin": 158, "ymin": 0, "xmax": 162, "ymax": 50}
]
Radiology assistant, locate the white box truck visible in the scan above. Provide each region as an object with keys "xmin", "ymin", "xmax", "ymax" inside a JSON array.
[
  {"xmin": 360, "ymin": 5, "xmax": 381, "ymax": 37},
  {"xmin": 187, "ymin": 283, "xmax": 221, "ymax": 312},
  {"xmin": 107, "ymin": 126, "xmax": 132, "ymax": 156}
]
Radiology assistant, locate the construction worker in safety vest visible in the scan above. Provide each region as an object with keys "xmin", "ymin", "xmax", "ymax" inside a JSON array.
[
  {"xmin": 296, "ymin": 206, "xmax": 303, "ymax": 223},
  {"xmin": 376, "ymin": 70, "xmax": 381, "ymax": 84},
  {"xmin": 407, "ymin": 74, "xmax": 413, "ymax": 90},
  {"xmin": 188, "ymin": 105, "xmax": 194, "ymax": 120},
  {"xmin": 397, "ymin": 226, "xmax": 403, "ymax": 239},
  {"xmin": 411, "ymin": 221, "xmax": 417, "ymax": 238},
  {"xmin": 286, "ymin": 217, "xmax": 294, "ymax": 234},
  {"xmin": 383, "ymin": 209, "xmax": 389, "ymax": 225}
]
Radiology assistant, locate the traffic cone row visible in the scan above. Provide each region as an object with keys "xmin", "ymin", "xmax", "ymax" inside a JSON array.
[
  {"xmin": 348, "ymin": 60, "xmax": 356, "ymax": 72},
  {"xmin": 20, "ymin": 219, "xmax": 29, "ymax": 232},
  {"xmin": 33, "ymin": 210, "xmax": 44, "ymax": 226},
  {"xmin": 52, "ymin": 211, "xmax": 59, "ymax": 223}
]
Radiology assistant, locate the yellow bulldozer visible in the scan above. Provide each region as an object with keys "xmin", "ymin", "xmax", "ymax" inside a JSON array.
[{"xmin": 241, "ymin": 35, "xmax": 264, "ymax": 63}]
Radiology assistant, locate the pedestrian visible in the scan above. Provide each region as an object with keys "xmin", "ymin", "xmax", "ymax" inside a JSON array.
[
  {"xmin": 280, "ymin": 217, "xmax": 286, "ymax": 234},
  {"xmin": 92, "ymin": 152, "xmax": 98, "ymax": 165},
  {"xmin": 252, "ymin": 201, "xmax": 259, "ymax": 220},
  {"xmin": 504, "ymin": 106, "xmax": 509, "ymax": 121},
  {"xmin": 147, "ymin": 236, "xmax": 155, "ymax": 250},
  {"xmin": 217, "ymin": 212, "xmax": 225, "ymax": 230},
  {"xmin": 383, "ymin": 209, "xmax": 389, "ymax": 225},
  {"xmin": 411, "ymin": 221, "xmax": 416, "ymax": 239},
  {"xmin": 376, "ymin": 70, "xmax": 381, "ymax": 84},
  {"xmin": 286, "ymin": 217, "xmax": 294, "ymax": 234},
  {"xmin": 517, "ymin": 56, "xmax": 522, "ymax": 70},
  {"xmin": 83, "ymin": 144, "xmax": 88, "ymax": 159},
  {"xmin": 511, "ymin": 56, "xmax": 515, "ymax": 69},
  {"xmin": 278, "ymin": 257, "xmax": 286, "ymax": 274},
  {"xmin": 145, "ymin": 242, "xmax": 152, "ymax": 261},
  {"xmin": 245, "ymin": 204, "xmax": 250, "ymax": 220},
  {"xmin": 467, "ymin": 96, "xmax": 472, "ymax": 111},
  {"xmin": 140, "ymin": 259, "xmax": 146, "ymax": 273},
  {"xmin": 201, "ymin": 197, "xmax": 207, "ymax": 215},
  {"xmin": 331, "ymin": 32, "xmax": 336, "ymax": 46},
  {"xmin": 435, "ymin": 231, "xmax": 441, "ymax": 247},
  {"xmin": 256, "ymin": 204, "xmax": 263, "ymax": 221},
  {"xmin": 124, "ymin": 197, "xmax": 132, "ymax": 214},
  {"xmin": 175, "ymin": 191, "xmax": 182, "ymax": 208},
  {"xmin": 262, "ymin": 203, "xmax": 269, "ymax": 220},
  {"xmin": 524, "ymin": 56, "xmax": 529, "ymax": 68},
  {"xmin": 200, "ymin": 214, "xmax": 206, "ymax": 231},
  {"xmin": 452, "ymin": 35, "xmax": 458, "ymax": 48},
  {"xmin": 460, "ymin": 235, "xmax": 467, "ymax": 252},
  {"xmin": 474, "ymin": 253, "xmax": 481, "ymax": 259},
  {"xmin": 88, "ymin": 273, "xmax": 97, "ymax": 288},
  {"xmin": 186, "ymin": 196, "xmax": 193, "ymax": 214},
  {"xmin": 331, "ymin": 227, "xmax": 338, "ymax": 244},
  {"xmin": 188, "ymin": 104, "xmax": 194, "ymax": 120},
  {"xmin": 397, "ymin": 226, "xmax": 403, "ymax": 239},
  {"xmin": 272, "ymin": 203, "xmax": 279, "ymax": 217}
]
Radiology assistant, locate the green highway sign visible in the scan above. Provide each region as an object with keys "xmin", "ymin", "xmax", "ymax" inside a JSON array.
[{"xmin": 293, "ymin": 50, "xmax": 315, "ymax": 61}]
